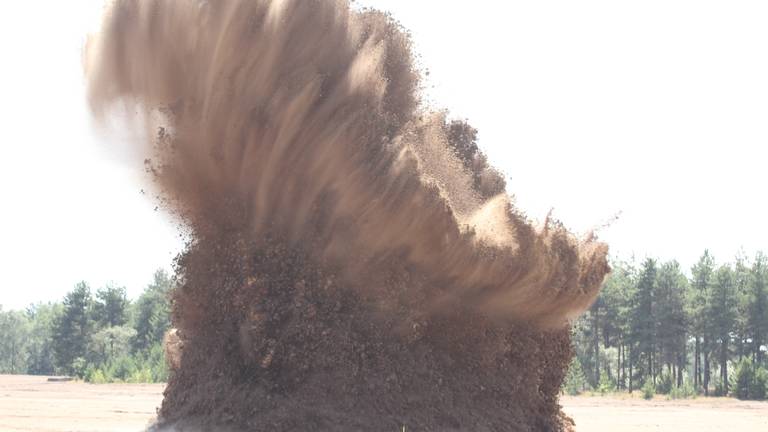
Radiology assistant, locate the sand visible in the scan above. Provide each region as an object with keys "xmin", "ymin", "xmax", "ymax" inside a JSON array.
[
  {"xmin": 2, "ymin": 376, "xmax": 767, "ymax": 432},
  {"xmin": 561, "ymin": 395, "xmax": 768, "ymax": 432},
  {"xmin": 0, "ymin": 375, "xmax": 163, "ymax": 432}
]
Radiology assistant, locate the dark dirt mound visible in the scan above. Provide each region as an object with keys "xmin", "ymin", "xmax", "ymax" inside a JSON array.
[
  {"xmin": 158, "ymin": 234, "xmax": 578, "ymax": 431},
  {"xmin": 85, "ymin": 0, "xmax": 609, "ymax": 430}
]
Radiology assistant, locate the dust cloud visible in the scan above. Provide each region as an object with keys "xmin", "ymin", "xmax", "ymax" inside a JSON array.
[{"xmin": 87, "ymin": 1, "xmax": 609, "ymax": 430}]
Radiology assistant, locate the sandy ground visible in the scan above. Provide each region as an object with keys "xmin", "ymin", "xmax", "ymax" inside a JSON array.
[
  {"xmin": 1, "ymin": 375, "xmax": 767, "ymax": 431},
  {"xmin": 561, "ymin": 394, "xmax": 768, "ymax": 432},
  {"xmin": 0, "ymin": 375, "xmax": 163, "ymax": 432}
]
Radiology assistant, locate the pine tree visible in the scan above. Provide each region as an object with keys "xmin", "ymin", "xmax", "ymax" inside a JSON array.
[
  {"xmin": 707, "ymin": 265, "xmax": 737, "ymax": 394},
  {"xmin": 747, "ymin": 253, "xmax": 768, "ymax": 365},
  {"xmin": 568, "ymin": 250, "xmax": 767, "ymax": 399},
  {"xmin": 629, "ymin": 259, "xmax": 657, "ymax": 386},
  {"xmin": 689, "ymin": 250, "xmax": 715, "ymax": 393},
  {"xmin": 92, "ymin": 284, "xmax": 129, "ymax": 328},
  {"xmin": 52, "ymin": 282, "xmax": 93, "ymax": 374},
  {"xmin": 588, "ymin": 297, "xmax": 603, "ymax": 387},
  {"xmin": 133, "ymin": 269, "xmax": 173, "ymax": 353},
  {"xmin": 599, "ymin": 260, "xmax": 633, "ymax": 389},
  {"xmin": 733, "ymin": 254, "xmax": 752, "ymax": 362},
  {"xmin": 655, "ymin": 261, "xmax": 688, "ymax": 388}
]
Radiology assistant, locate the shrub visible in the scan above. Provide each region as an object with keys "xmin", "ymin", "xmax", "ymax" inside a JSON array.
[
  {"xmin": 713, "ymin": 379, "xmax": 726, "ymax": 397},
  {"xmin": 147, "ymin": 342, "xmax": 169, "ymax": 382},
  {"xmin": 127, "ymin": 368, "xmax": 153, "ymax": 383},
  {"xmin": 106, "ymin": 354, "xmax": 138, "ymax": 381},
  {"xmin": 87, "ymin": 368, "xmax": 109, "ymax": 384},
  {"xmin": 71, "ymin": 357, "xmax": 88, "ymax": 379},
  {"xmin": 641, "ymin": 380, "xmax": 655, "ymax": 400},
  {"xmin": 668, "ymin": 380, "xmax": 697, "ymax": 400},
  {"xmin": 733, "ymin": 358, "xmax": 755, "ymax": 400},
  {"xmin": 597, "ymin": 371, "xmax": 616, "ymax": 395},
  {"xmin": 563, "ymin": 358, "xmax": 589, "ymax": 396},
  {"xmin": 751, "ymin": 367, "xmax": 767, "ymax": 400},
  {"xmin": 731, "ymin": 358, "xmax": 768, "ymax": 400},
  {"xmin": 655, "ymin": 372, "xmax": 673, "ymax": 395}
]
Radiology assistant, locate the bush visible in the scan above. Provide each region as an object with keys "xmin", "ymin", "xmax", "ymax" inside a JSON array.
[
  {"xmin": 732, "ymin": 358, "xmax": 767, "ymax": 400},
  {"xmin": 597, "ymin": 371, "xmax": 616, "ymax": 395},
  {"xmin": 733, "ymin": 358, "xmax": 756, "ymax": 400},
  {"xmin": 127, "ymin": 368, "xmax": 153, "ymax": 383},
  {"xmin": 71, "ymin": 357, "xmax": 88, "ymax": 379},
  {"xmin": 641, "ymin": 380, "xmax": 655, "ymax": 400},
  {"xmin": 563, "ymin": 358, "xmax": 589, "ymax": 396},
  {"xmin": 655, "ymin": 372, "xmax": 673, "ymax": 395},
  {"xmin": 106, "ymin": 354, "xmax": 138, "ymax": 381},
  {"xmin": 668, "ymin": 380, "xmax": 697, "ymax": 400},
  {"xmin": 87, "ymin": 368, "xmax": 109, "ymax": 384},
  {"xmin": 146, "ymin": 342, "xmax": 169, "ymax": 382},
  {"xmin": 751, "ymin": 367, "xmax": 767, "ymax": 400},
  {"xmin": 713, "ymin": 379, "xmax": 726, "ymax": 397},
  {"xmin": 77, "ymin": 342, "xmax": 169, "ymax": 385}
]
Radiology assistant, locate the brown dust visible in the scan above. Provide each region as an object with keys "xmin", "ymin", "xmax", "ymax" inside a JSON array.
[{"xmin": 86, "ymin": 1, "xmax": 609, "ymax": 430}]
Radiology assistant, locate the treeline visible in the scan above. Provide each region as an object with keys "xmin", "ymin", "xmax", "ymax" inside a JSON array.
[
  {"xmin": 568, "ymin": 250, "xmax": 768, "ymax": 400},
  {"xmin": 0, "ymin": 269, "xmax": 172, "ymax": 383},
  {"xmin": 4, "ymin": 251, "xmax": 767, "ymax": 398}
]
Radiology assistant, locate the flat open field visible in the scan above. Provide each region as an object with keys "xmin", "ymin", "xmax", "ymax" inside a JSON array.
[
  {"xmin": 561, "ymin": 394, "xmax": 768, "ymax": 432},
  {"xmin": 0, "ymin": 375, "xmax": 163, "ymax": 432},
  {"xmin": 1, "ymin": 375, "xmax": 767, "ymax": 431}
]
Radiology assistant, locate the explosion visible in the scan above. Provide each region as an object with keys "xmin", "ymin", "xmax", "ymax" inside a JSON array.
[{"xmin": 86, "ymin": 1, "xmax": 609, "ymax": 430}]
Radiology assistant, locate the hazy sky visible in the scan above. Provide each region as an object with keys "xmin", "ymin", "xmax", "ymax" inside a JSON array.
[{"xmin": 1, "ymin": 1, "xmax": 766, "ymax": 309}]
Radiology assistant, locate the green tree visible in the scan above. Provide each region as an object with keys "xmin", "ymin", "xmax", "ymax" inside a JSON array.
[
  {"xmin": 599, "ymin": 260, "xmax": 633, "ymax": 390},
  {"xmin": 52, "ymin": 282, "xmax": 94, "ymax": 374},
  {"xmin": 89, "ymin": 325, "xmax": 136, "ymax": 366},
  {"xmin": 92, "ymin": 284, "xmax": 129, "ymax": 328},
  {"xmin": 0, "ymin": 307, "xmax": 31, "ymax": 373},
  {"xmin": 569, "ymin": 250, "xmax": 767, "ymax": 399},
  {"xmin": 25, "ymin": 303, "xmax": 61, "ymax": 375},
  {"xmin": 689, "ymin": 250, "xmax": 715, "ymax": 393},
  {"xmin": 707, "ymin": 265, "xmax": 737, "ymax": 394},
  {"xmin": 562, "ymin": 356, "xmax": 588, "ymax": 395},
  {"xmin": 628, "ymin": 259, "xmax": 657, "ymax": 389},
  {"xmin": 733, "ymin": 254, "xmax": 752, "ymax": 362},
  {"xmin": 586, "ymin": 297, "xmax": 603, "ymax": 387},
  {"xmin": 655, "ymin": 261, "xmax": 688, "ymax": 388},
  {"xmin": 732, "ymin": 357, "xmax": 767, "ymax": 400},
  {"xmin": 571, "ymin": 315, "xmax": 596, "ymax": 389},
  {"xmin": 133, "ymin": 269, "xmax": 172, "ymax": 353},
  {"xmin": 746, "ymin": 253, "xmax": 768, "ymax": 365}
]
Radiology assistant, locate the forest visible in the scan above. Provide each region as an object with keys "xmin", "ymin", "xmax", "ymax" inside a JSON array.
[
  {"xmin": 0, "ymin": 270, "xmax": 172, "ymax": 383},
  {"xmin": 1, "ymin": 250, "xmax": 767, "ymax": 399},
  {"xmin": 568, "ymin": 250, "xmax": 768, "ymax": 400}
]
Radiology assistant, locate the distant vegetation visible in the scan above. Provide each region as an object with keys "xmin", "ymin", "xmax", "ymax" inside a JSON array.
[
  {"xmin": 0, "ymin": 270, "xmax": 172, "ymax": 383},
  {"xmin": 569, "ymin": 250, "xmax": 768, "ymax": 400},
  {"xmin": 2, "ymin": 249, "xmax": 767, "ymax": 400}
]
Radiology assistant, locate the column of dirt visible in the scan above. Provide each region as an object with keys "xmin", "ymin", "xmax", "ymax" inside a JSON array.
[{"xmin": 85, "ymin": 1, "xmax": 609, "ymax": 431}]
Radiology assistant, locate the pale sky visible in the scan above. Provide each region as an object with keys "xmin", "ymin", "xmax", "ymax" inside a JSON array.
[{"xmin": 1, "ymin": 1, "xmax": 766, "ymax": 309}]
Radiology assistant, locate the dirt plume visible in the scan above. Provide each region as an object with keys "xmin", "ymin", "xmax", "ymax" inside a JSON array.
[{"xmin": 86, "ymin": 0, "xmax": 609, "ymax": 430}]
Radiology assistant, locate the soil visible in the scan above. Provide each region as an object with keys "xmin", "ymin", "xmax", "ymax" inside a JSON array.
[
  {"xmin": 0, "ymin": 375, "xmax": 163, "ymax": 432},
  {"xmin": 3, "ymin": 376, "xmax": 766, "ymax": 432},
  {"xmin": 560, "ymin": 395, "xmax": 768, "ymax": 432},
  {"xmin": 85, "ymin": 1, "xmax": 610, "ymax": 430},
  {"xmin": 157, "ymin": 240, "xmax": 576, "ymax": 431}
]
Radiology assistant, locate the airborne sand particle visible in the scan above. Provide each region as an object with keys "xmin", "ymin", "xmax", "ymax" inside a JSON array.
[{"xmin": 87, "ymin": 1, "xmax": 608, "ymax": 430}]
